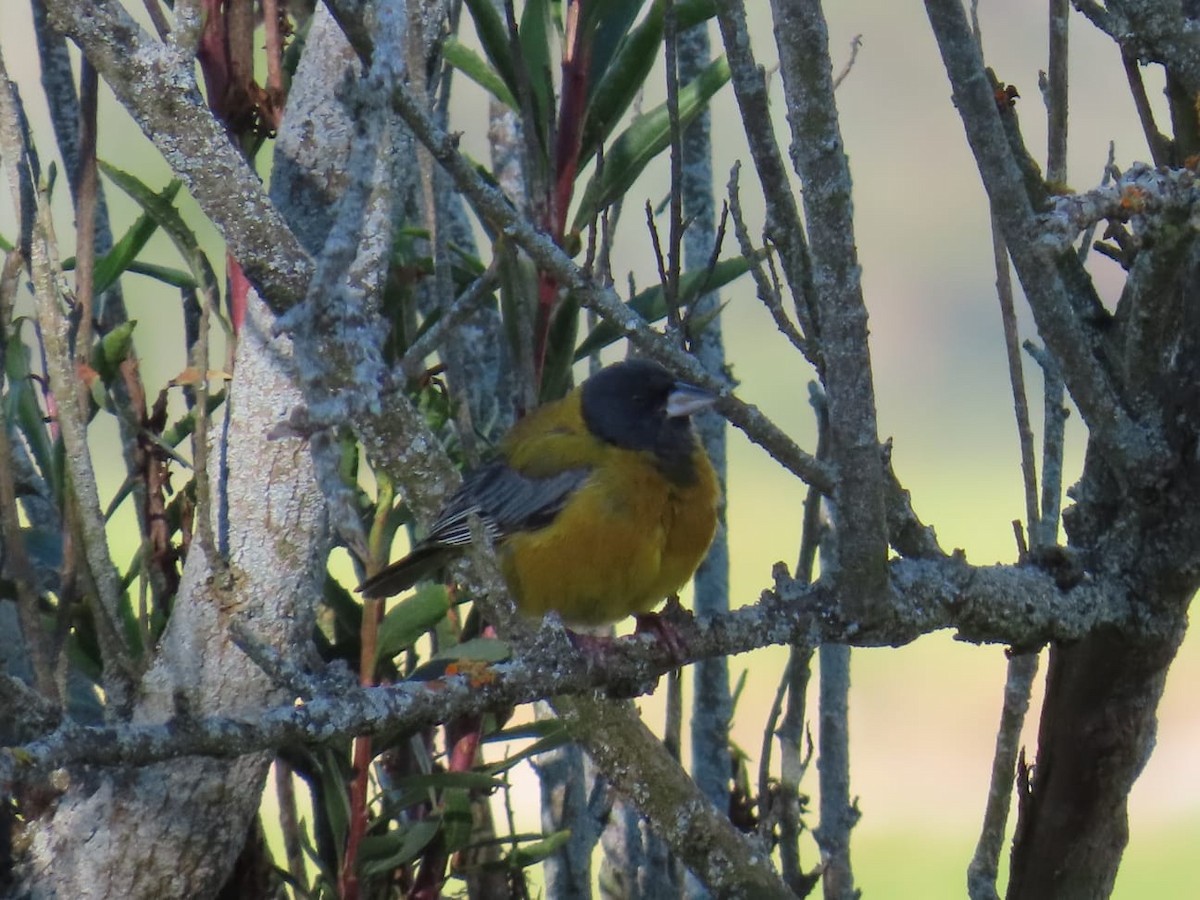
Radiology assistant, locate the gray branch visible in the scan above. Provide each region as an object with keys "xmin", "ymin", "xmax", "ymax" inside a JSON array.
[
  {"xmin": 3, "ymin": 555, "xmax": 1129, "ymax": 780},
  {"xmin": 42, "ymin": 0, "xmax": 314, "ymax": 309},
  {"xmin": 925, "ymin": 0, "xmax": 1170, "ymax": 484}
]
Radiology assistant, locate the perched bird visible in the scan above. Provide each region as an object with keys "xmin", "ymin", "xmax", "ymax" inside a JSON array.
[{"xmin": 358, "ymin": 358, "xmax": 719, "ymax": 627}]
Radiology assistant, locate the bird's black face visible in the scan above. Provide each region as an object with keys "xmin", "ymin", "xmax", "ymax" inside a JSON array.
[{"xmin": 580, "ymin": 359, "xmax": 713, "ymax": 483}]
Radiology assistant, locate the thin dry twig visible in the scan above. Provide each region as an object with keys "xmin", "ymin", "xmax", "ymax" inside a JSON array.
[
  {"xmin": 0, "ymin": 53, "xmax": 135, "ymax": 708},
  {"xmin": 966, "ymin": 651, "xmax": 1040, "ymax": 900},
  {"xmin": 727, "ymin": 162, "xmax": 811, "ymax": 361},
  {"xmin": 832, "ymin": 35, "xmax": 863, "ymax": 90}
]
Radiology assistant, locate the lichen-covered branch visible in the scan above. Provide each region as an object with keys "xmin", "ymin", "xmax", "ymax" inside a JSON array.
[
  {"xmin": 768, "ymin": 0, "xmax": 888, "ymax": 620},
  {"xmin": 3, "ymin": 554, "xmax": 1129, "ymax": 781},
  {"xmin": 925, "ymin": 0, "xmax": 1169, "ymax": 483},
  {"xmin": 42, "ymin": 0, "xmax": 313, "ymax": 308}
]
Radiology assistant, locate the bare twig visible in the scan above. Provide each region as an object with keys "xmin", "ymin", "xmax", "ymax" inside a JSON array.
[
  {"xmin": 966, "ymin": 652, "xmax": 1040, "ymax": 899},
  {"xmin": 925, "ymin": 0, "xmax": 1168, "ymax": 482},
  {"xmin": 727, "ymin": 162, "xmax": 811, "ymax": 360},
  {"xmin": 0, "ymin": 53, "xmax": 135, "ymax": 709},
  {"xmin": 1046, "ymin": 0, "xmax": 1069, "ymax": 184},
  {"xmin": 831, "ymin": 35, "xmax": 863, "ymax": 90},
  {"xmin": 713, "ymin": 0, "xmax": 818, "ymax": 346},
  {"xmin": 1122, "ymin": 54, "xmax": 1171, "ymax": 167},
  {"xmin": 274, "ymin": 761, "xmax": 309, "ymax": 896},
  {"xmin": 1026, "ymin": 342, "xmax": 1068, "ymax": 547},
  {"xmin": 43, "ymin": 0, "xmax": 314, "ymax": 309},
  {"xmin": 141, "ymin": 0, "xmax": 171, "ymax": 40},
  {"xmin": 399, "ymin": 259, "xmax": 501, "ymax": 379},
  {"xmin": 990, "ymin": 224, "xmax": 1040, "ymax": 533}
]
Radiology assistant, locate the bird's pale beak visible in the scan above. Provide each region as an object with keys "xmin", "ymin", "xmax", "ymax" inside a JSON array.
[{"xmin": 666, "ymin": 382, "xmax": 717, "ymax": 418}]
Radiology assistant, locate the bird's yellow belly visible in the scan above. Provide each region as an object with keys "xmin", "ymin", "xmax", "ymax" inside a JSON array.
[{"xmin": 500, "ymin": 455, "xmax": 718, "ymax": 626}]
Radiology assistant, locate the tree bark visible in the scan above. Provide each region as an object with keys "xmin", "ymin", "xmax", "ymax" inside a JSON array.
[{"xmin": 17, "ymin": 297, "xmax": 327, "ymax": 899}]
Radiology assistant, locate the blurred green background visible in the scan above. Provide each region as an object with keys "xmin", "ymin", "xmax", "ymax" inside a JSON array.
[{"xmin": 2, "ymin": 1, "xmax": 1197, "ymax": 895}]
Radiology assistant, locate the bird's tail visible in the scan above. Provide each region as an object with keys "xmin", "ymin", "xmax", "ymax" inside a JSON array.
[{"xmin": 357, "ymin": 545, "xmax": 456, "ymax": 598}]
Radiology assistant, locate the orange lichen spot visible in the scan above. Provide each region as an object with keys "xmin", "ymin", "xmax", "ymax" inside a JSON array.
[
  {"xmin": 445, "ymin": 659, "xmax": 497, "ymax": 687},
  {"xmin": 1119, "ymin": 185, "xmax": 1149, "ymax": 214}
]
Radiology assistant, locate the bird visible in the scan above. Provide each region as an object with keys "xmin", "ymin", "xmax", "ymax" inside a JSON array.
[{"xmin": 358, "ymin": 358, "xmax": 720, "ymax": 627}]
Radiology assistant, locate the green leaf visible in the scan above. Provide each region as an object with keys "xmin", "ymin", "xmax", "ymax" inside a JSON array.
[
  {"xmin": 122, "ymin": 260, "xmax": 196, "ymax": 289},
  {"xmin": 580, "ymin": 0, "xmax": 718, "ymax": 166},
  {"xmin": 583, "ymin": 0, "xmax": 645, "ymax": 92},
  {"xmin": 441, "ymin": 788, "xmax": 475, "ymax": 852},
  {"xmin": 90, "ymin": 320, "xmax": 136, "ymax": 384},
  {"xmin": 539, "ymin": 293, "xmax": 580, "ymax": 403},
  {"xmin": 0, "ymin": 233, "xmax": 13, "ymax": 251},
  {"xmin": 573, "ymin": 254, "xmax": 753, "ymax": 360},
  {"xmin": 519, "ymin": 0, "xmax": 555, "ymax": 152},
  {"xmin": 4, "ymin": 320, "xmax": 59, "ymax": 499},
  {"xmin": 572, "ymin": 54, "xmax": 731, "ymax": 233},
  {"xmin": 316, "ymin": 746, "xmax": 353, "ymax": 862},
  {"xmin": 376, "ymin": 582, "xmax": 450, "ymax": 662},
  {"xmin": 359, "ymin": 819, "xmax": 441, "ymax": 876},
  {"xmin": 508, "ymin": 829, "xmax": 572, "ymax": 868},
  {"xmin": 483, "ymin": 728, "xmax": 572, "ymax": 776},
  {"xmin": 444, "ymin": 38, "xmax": 517, "ymax": 109},
  {"xmin": 395, "ymin": 771, "xmax": 506, "ymax": 793},
  {"xmin": 462, "ymin": 0, "xmax": 518, "ymax": 101},
  {"xmin": 98, "ymin": 162, "xmax": 222, "ymax": 314},
  {"xmin": 482, "ymin": 718, "xmax": 568, "ymax": 744},
  {"xmin": 435, "ymin": 636, "xmax": 511, "ymax": 663},
  {"xmin": 93, "ymin": 179, "xmax": 182, "ymax": 295}
]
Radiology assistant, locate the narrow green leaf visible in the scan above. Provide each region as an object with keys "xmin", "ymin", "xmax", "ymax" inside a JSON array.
[
  {"xmin": 158, "ymin": 389, "xmax": 227, "ymax": 448},
  {"xmin": 441, "ymin": 788, "xmax": 475, "ymax": 852},
  {"xmin": 436, "ymin": 636, "xmax": 511, "ymax": 663},
  {"xmin": 581, "ymin": 0, "xmax": 664, "ymax": 163},
  {"xmin": 4, "ymin": 320, "xmax": 58, "ymax": 499},
  {"xmin": 482, "ymin": 718, "xmax": 568, "ymax": 744},
  {"xmin": 509, "ymin": 829, "xmax": 572, "ymax": 868},
  {"xmin": 483, "ymin": 729, "xmax": 572, "ymax": 776},
  {"xmin": 93, "ymin": 179, "xmax": 182, "ymax": 295},
  {"xmin": 572, "ymin": 54, "xmax": 731, "ymax": 233},
  {"xmin": 583, "ymin": 0, "xmax": 646, "ymax": 91},
  {"xmin": 359, "ymin": 819, "xmax": 441, "ymax": 876},
  {"xmin": 519, "ymin": 0, "xmax": 555, "ymax": 152},
  {"xmin": 581, "ymin": 0, "xmax": 717, "ymax": 166},
  {"xmin": 376, "ymin": 582, "xmax": 451, "ymax": 662},
  {"xmin": 316, "ymin": 746, "xmax": 354, "ymax": 862},
  {"xmin": 122, "ymin": 260, "xmax": 196, "ymax": 289},
  {"xmin": 539, "ymin": 293, "xmax": 580, "ymax": 403},
  {"xmin": 462, "ymin": 0, "xmax": 518, "ymax": 98},
  {"xmin": 98, "ymin": 162, "xmax": 221, "ymax": 312},
  {"xmin": 444, "ymin": 37, "xmax": 517, "ymax": 109},
  {"xmin": 573, "ymin": 254, "xmax": 753, "ymax": 360},
  {"xmin": 395, "ymin": 771, "xmax": 505, "ymax": 793}
]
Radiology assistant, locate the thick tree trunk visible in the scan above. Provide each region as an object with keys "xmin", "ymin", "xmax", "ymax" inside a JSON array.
[
  {"xmin": 17, "ymin": 299, "xmax": 328, "ymax": 899},
  {"xmin": 1007, "ymin": 623, "xmax": 1185, "ymax": 898}
]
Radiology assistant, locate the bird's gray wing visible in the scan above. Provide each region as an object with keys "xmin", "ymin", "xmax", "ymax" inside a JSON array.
[{"xmin": 425, "ymin": 461, "xmax": 591, "ymax": 547}]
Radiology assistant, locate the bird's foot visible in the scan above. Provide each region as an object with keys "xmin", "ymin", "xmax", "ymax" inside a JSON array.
[{"xmin": 634, "ymin": 595, "xmax": 693, "ymax": 664}]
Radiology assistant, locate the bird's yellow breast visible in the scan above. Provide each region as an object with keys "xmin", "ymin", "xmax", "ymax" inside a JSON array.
[{"xmin": 499, "ymin": 403, "xmax": 719, "ymax": 626}]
